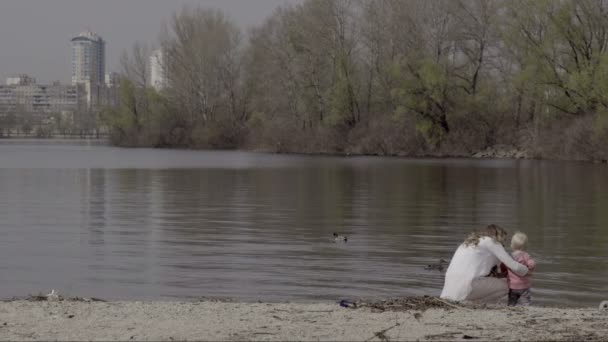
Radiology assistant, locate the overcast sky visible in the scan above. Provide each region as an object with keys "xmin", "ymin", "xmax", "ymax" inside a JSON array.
[{"xmin": 0, "ymin": 0, "xmax": 298, "ymax": 84}]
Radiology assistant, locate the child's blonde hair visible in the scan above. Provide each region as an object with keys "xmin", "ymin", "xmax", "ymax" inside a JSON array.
[{"xmin": 511, "ymin": 231, "xmax": 528, "ymax": 250}]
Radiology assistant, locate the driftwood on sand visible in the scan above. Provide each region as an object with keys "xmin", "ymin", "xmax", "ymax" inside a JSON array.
[{"xmin": 353, "ymin": 296, "xmax": 464, "ymax": 312}]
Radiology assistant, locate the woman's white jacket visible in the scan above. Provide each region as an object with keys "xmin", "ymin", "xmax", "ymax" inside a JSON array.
[{"xmin": 440, "ymin": 237, "xmax": 529, "ymax": 301}]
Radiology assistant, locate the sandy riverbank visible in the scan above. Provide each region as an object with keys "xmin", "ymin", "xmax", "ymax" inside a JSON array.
[{"xmin": 0, "ymin": 298, "xmax": 605, "ymax": 341}]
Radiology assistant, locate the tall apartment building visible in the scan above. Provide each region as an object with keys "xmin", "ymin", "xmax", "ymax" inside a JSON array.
[
  {"xmin": 150, "ymin": 49, "xmax": 168, "ymax": 91},
  {"xmin": 71, "ymin": 31, "xmax": 106, "ymax": 108}
]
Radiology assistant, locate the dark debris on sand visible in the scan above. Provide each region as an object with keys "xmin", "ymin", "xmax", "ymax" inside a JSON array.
[
  {"xmin": 356, "ymin": 296, "xmax": 463, "ymax": 312},
  {"xmin": 352, "ymin": 296, "xmax": 512, "ymax": 312},
  {"xmin": 20, "ymin": 294, "xmax": 107, "ymax": 303}
]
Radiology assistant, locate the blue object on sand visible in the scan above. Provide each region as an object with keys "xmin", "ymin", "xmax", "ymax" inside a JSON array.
[{"xmin": 339, "ymin": 299, "xmax": 356, "ymax": 308}]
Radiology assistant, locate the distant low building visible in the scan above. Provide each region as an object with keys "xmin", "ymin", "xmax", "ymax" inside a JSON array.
[
  {"xmin": 6, "ymin": 74, "xmax": 36, "ymax": 86},
  {"xmin": 0, "ymin": 79, "xmax": 85, "ymax": 122}
]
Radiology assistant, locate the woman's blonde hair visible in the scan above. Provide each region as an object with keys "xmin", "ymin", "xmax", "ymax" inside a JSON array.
[{"xmin": 463, "ymin": 224, "xmax": 508, "ymax": 247}]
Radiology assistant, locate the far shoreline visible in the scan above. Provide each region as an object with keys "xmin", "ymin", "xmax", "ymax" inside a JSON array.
[{"xmin": 3, "ymin": 136, "xmax": 608, "ymax": 165}]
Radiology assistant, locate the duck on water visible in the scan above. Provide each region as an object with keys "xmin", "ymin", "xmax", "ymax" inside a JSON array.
[
  {"xmin": 424, "ymin": 258, "xmax": 449, "ymax": 271},
  {"xmin": 333, "ymin": 233, "xmax": 347, "ymax": 243}
]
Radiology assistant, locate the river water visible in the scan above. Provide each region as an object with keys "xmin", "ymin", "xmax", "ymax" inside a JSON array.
[{"xmin": 0, "ymin": 140, "xmax": 606, "ymax": 306}]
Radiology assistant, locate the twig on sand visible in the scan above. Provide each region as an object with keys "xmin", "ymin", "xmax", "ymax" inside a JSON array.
[
  {"xmin": 424, "ymin": 331, "xmax": 463, "ymax": 340},
  {"xmin": 433, "ymin": 298, "xmax": 462, "ymax": 310},
  {"xmin": 70, "ymin": 296, "xmax": 107, "ymax": 302},
  {"xmin": 365, "ymin": 322, "xmax": 401, "ymax": 342},
  {"xmin": 27, "ymin": 294, "xmax": 49, "ymax": 302}
]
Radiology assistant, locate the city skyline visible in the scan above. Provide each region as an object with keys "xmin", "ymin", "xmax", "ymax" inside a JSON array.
[{"xmin": 0, "ymin": 0, "xmax": 299, "ymax": 84}]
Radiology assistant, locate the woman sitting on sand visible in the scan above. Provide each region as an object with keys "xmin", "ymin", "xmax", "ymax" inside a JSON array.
[{"xmin": 440, "ymin": 224, "xmax": 529, "ymax": 303}]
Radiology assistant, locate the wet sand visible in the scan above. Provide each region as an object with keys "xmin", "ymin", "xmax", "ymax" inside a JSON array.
[{"xmin": 0, "ymin": 299, "xmax": 606, "ymax": 341}]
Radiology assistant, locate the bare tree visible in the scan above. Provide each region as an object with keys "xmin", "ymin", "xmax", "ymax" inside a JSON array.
[{"xmin": 154, "ymin": 6, "xmax": 247, "ymax": 146}]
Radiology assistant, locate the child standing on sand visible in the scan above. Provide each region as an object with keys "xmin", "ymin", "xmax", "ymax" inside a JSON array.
[{"xmin": 501, "ymin": 232, "xmax": 536, "ymax": 306}]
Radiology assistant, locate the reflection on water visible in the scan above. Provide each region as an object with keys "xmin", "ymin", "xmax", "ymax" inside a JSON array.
[{"xmin": 0, "ymin": 140, "xmax": 607, "ymax": 306}]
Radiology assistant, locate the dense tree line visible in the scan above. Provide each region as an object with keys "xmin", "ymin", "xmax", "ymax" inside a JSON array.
[{"xmin": 102, "ymin": 0, "xmax": 608, "ymax": 161}]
